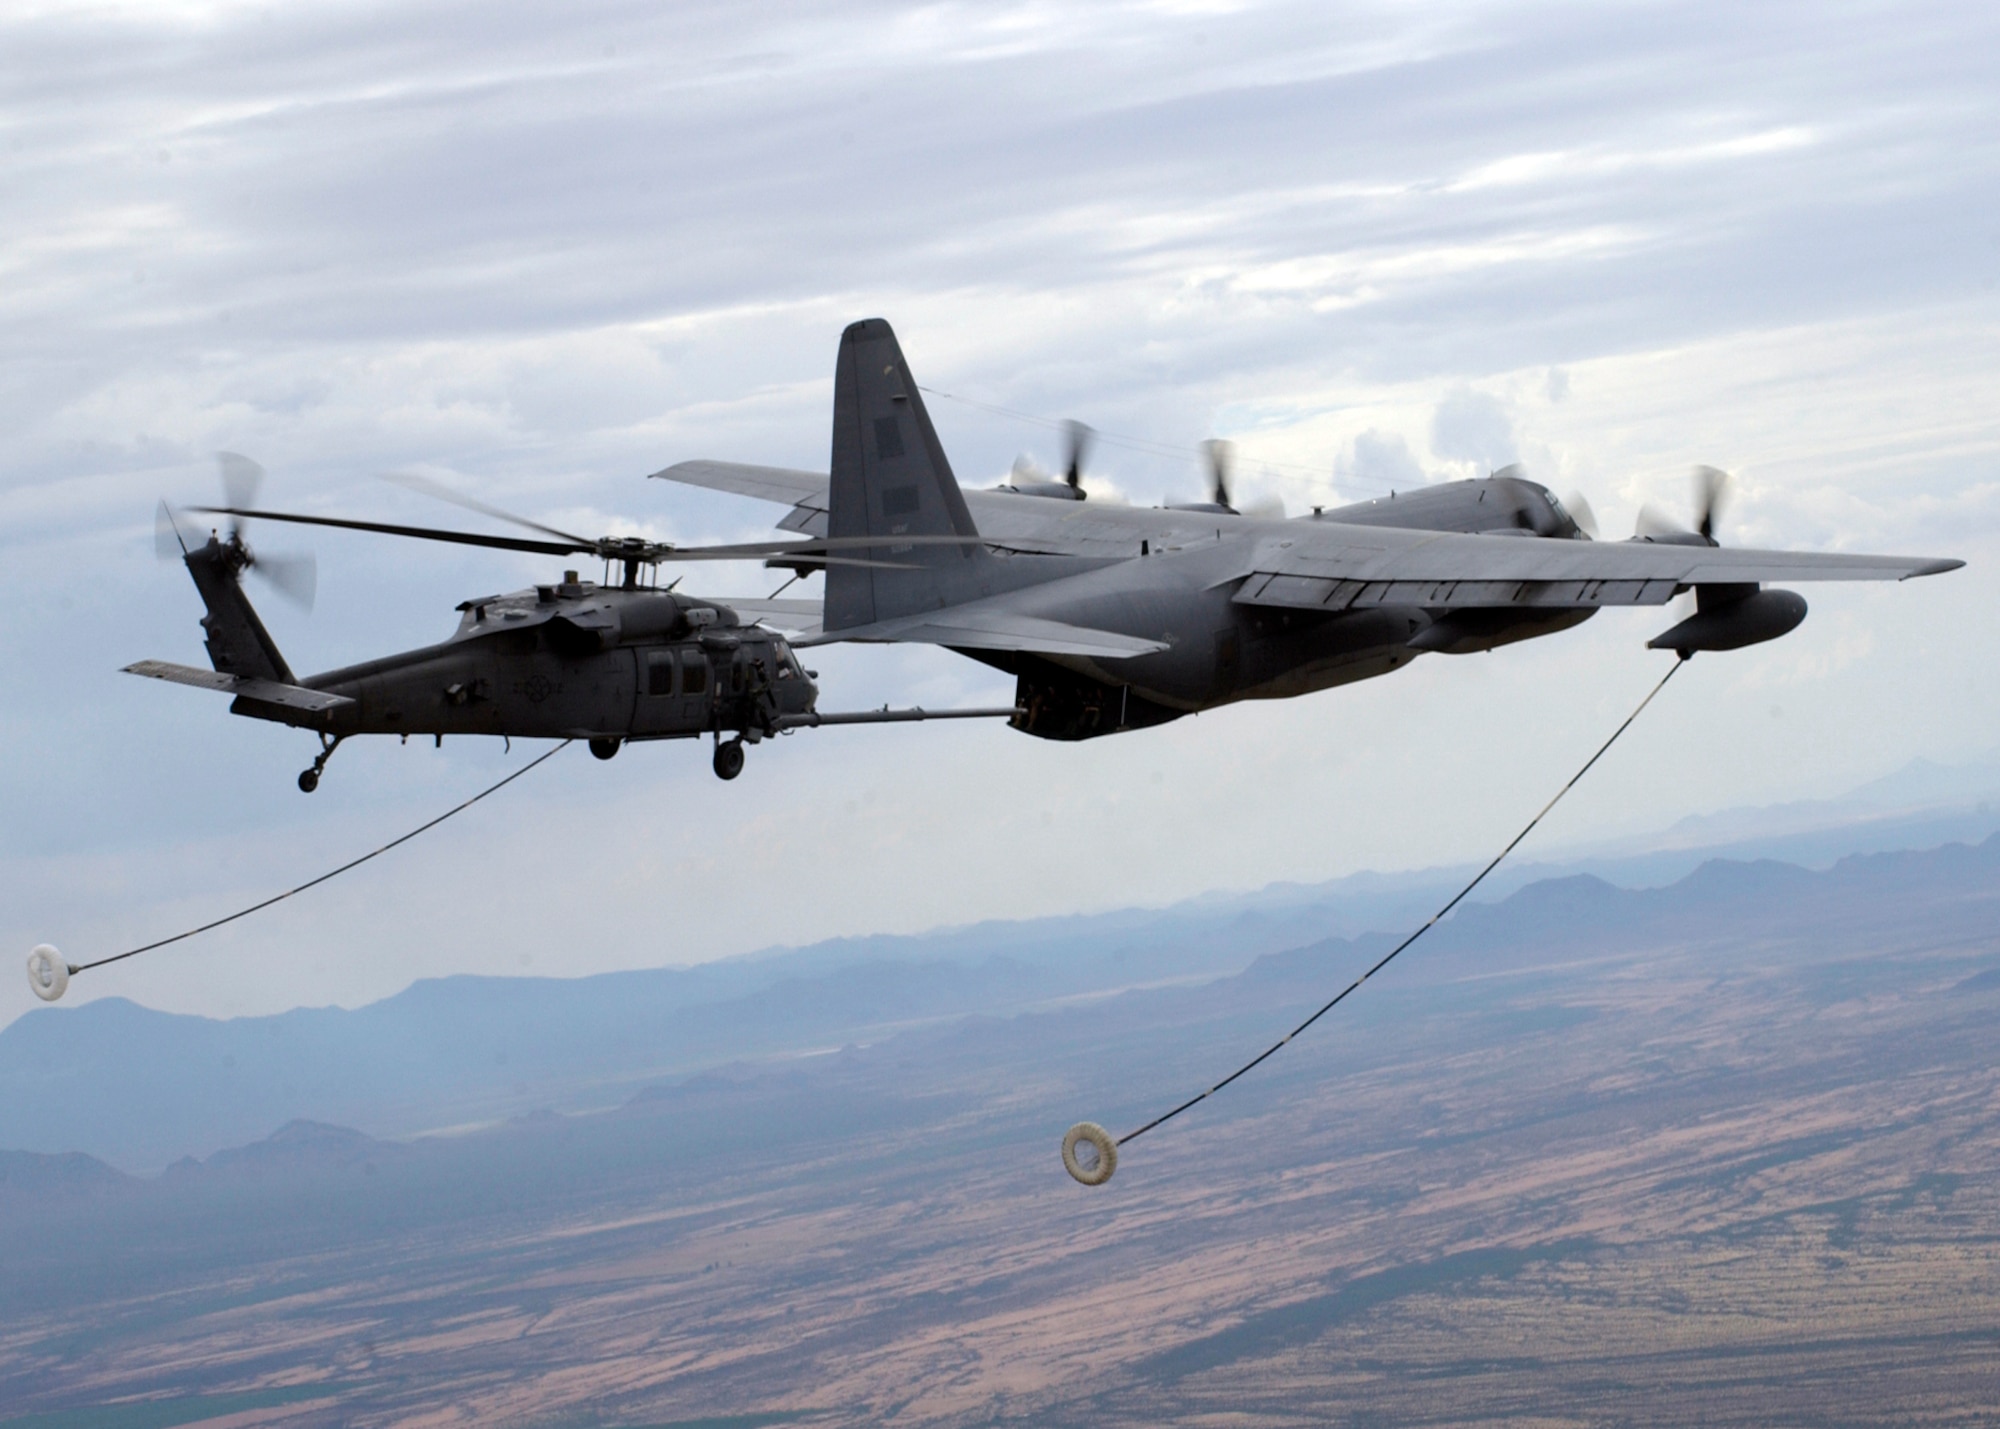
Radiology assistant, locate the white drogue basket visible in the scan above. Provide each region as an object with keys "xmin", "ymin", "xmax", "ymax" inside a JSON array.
[{"xmin": 26, "ymin": 945, "xmax": 68, "ymax": 1002}]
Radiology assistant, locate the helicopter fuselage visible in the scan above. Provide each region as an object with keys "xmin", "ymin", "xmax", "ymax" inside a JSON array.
[{"xmin": 242, "ymin": 576, "xmax": 817, "ymax": 746}]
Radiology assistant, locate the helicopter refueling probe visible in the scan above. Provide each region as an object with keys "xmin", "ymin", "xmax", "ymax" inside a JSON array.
[{"xmin": 1060, "ymin": 653, "xmax": 1691, "ymax": 1186}]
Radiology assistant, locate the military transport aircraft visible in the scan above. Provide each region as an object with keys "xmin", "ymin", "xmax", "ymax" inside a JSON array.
[{"xmin": 654, "ymin": 319, "xmax": 1963, "ymax": 740}]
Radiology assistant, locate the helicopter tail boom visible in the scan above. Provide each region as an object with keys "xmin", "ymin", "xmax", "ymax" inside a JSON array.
[{"xmin": 182, "ymin": 535, "xmax": 296, "ymax": 683}]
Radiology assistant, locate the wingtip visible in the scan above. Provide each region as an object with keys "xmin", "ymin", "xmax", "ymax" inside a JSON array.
[{"xmin": 1903, "ymin": 558, "xmax": 1966, "ymax": 579}]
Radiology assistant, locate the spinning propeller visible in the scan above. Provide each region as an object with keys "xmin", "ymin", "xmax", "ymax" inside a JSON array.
[
  {"xmin": 1635, "ymin": 465, "xmax": 1731, "ymax": 547},
  {"xmin": 1062, "ymin": 419, "xmax": 1093, "ymax": 497},
  {"xmin": 1201, "ymin": 438, "xmax": 1236, "ymax": 512},
  {"xmin": 158, "ymin": 453, "xmax": 318, "ymax": 609},
  {"xmin": 1561, "ymin": 490, "xmax": 1601, "ymax": 539}
]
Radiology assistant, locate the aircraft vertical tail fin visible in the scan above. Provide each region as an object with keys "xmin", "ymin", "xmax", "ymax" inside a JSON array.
[
  {"xmin": 824, "ymin": 318, "xmax": 989, "ymax": 631},
  {"xmin": 181, "ymin": 536, "xmax": 296, "ymax": 684}
]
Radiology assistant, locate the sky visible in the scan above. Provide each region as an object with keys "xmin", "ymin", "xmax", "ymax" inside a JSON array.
[{"xmin": 3, "ymin": 0, "xmax": 1998, "ymax": 1027}]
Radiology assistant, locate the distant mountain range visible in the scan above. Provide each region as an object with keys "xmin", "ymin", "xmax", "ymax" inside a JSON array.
[{"xmin": 7, "ymin": 817, "xmax": 1999, "ymax": 1176}]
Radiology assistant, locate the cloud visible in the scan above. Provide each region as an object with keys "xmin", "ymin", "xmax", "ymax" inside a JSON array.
[
  {"xmin": 1429, "ymin": 387, "xmax": 1518, "ymax": 475},
  {"xmin": 1333, "ymin": 428, "xmax": 1428, "ymax": 495}
]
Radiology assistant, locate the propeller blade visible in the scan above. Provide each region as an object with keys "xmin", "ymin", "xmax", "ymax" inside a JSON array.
[
  {"xmin": 1202, "ymin": 438, "xmax": 1235, "ymax": 510},
  {"xmin": 1633, "ymin": 502, "xmax": 1693, "ymax": 542},
  {"xmin": 251, "ymin": 550, "xmax": 317, "ymax": 611},
  {"xmin": 381, "ymin": 471, "xmax": 595, "ymax": 547},
  {"xmin": 155, "ymin": 500, "xmax": 187, "ymax": 560},
  {"xmin": 1693, "ymin": 465, "xmax": 1731, "ymax": 542},
  {"xmin": 1562, "ymin": 490, "xmax": 1599, "ymax": 539},
  {"xmin": 1063, "ymin": 420, "xmax": 1094, "ymax": 491}
]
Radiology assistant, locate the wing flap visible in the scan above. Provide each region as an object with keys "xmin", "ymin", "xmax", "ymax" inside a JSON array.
[{"xmin": 124, "ymin": 660, "xmax": 355, "ymax": 713}]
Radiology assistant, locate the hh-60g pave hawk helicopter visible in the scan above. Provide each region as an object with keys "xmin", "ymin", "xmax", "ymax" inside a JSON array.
[
  {"xmin": 133, "ymin": 455, "xmax": 1012, "ymax": 790},
  {"xmin": 653, "ymin": 318, "xmax": 1965, "ymax": 735}
]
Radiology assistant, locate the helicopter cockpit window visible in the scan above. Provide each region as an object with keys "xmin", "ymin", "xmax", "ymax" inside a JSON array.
[
  {"xmin": 680, "ymin": 651, "xmax": 708, "ymax": 695},
  {"xmin": 646, "ymin": 651, "xmax": 675, "ymax": 697}
]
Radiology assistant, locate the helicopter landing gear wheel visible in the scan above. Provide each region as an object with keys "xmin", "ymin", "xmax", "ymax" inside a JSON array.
[
  {"xmin": 298, "ymin": 733, "xmax": 342, "ymax": 794},
  {"xmin": 588, "ymin": 737, "xmax": 622, "ymax": 761},
  {"xmin": 712, "ymin": 738, "xmax": 745, "ymax": 781}
]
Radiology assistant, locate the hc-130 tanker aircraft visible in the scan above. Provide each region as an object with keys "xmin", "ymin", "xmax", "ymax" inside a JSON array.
[{"xmin": 656, "ymin": 319, "xmax": 1962, "ymax": 739}]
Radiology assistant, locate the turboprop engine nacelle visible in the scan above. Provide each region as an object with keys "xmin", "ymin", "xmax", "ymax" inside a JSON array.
[{"xmin": 1648, "ymin": 585, "xmax": 1807, "ymax": 655}]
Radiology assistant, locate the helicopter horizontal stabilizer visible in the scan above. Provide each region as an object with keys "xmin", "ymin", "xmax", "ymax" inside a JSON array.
[{"xmin": 123, "ymin": 660, "xmax": 355, "ymax": 714}]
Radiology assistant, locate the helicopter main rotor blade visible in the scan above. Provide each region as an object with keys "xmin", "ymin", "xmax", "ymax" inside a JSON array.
[
  {"xmin": 672, "ymin": 534, "xmax": 989, "ymax": 557},
  {"xmin": 192, "ymin": 506, "xmax": 935, "ymax": 568},
  {"xmin": 194, "ymin": 507, "xmax": 588, "ymax": 557},
  {"xmin": 380, "ymin": 471, "xmax": 596, "ymax": 547}
]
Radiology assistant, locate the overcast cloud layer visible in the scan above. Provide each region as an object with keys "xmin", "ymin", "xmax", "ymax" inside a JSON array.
[{"xmin": 4, "ymin": 0, "xmax": 1998, "ymax": 1026}]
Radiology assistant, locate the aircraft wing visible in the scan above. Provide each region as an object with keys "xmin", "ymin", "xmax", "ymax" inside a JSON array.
[
  {"xmin": 1233, "ymin": 529, "xmax": 1963, "ymax": 612},
  {"xmin": 798, "ymin": 609, "xmax": 1169, "ymax": 658},
  {"xmin": 652, "ymin": 458, "xmax": 1261, "ymax": 553},
  {"xmin": 124, "ymin": 660, "xmax": 356, "ymax": 712}
]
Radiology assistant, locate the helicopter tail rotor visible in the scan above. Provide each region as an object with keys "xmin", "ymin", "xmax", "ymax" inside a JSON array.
[
  {"xmin": 155, "ymin": 499, "xmax": 189, "ymax": 560},
  {"xmin": 199, "ymin": 453, "xmax": 317, "ymax": 611}
]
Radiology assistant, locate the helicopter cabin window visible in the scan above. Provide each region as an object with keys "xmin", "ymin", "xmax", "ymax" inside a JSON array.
[
  {"xmin": 646, "ymin": 651, "xmax": 675, "ymax": 697},
  {"xmin": 679, "ymin": 651, "xmax": 708, "ymax": 695}
]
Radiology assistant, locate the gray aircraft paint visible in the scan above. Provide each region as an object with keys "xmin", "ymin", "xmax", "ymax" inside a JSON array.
[{"xmin": 665, "ymin": 319, "xmax": 1964, "ymax": 741}]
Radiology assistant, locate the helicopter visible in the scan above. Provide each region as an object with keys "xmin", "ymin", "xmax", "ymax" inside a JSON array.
[{"xmin": 133, "ymin": 457, "xmax": 1011, "ymax": 790}]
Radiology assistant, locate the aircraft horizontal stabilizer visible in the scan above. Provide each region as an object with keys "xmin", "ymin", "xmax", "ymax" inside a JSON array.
[
  {"xmin": 650, "ymin": 460, "xmax": 829, "ymax": 508},
  {"xmin": 124, "ymin": 660, "xmax": 355, "ymax": 713},
  {"xmin": 798, "ymin": 610, "xmax": 1167, "ymax": 658},
  {"xmin": 725, "ymin": 598, "xmax": 825, "ymax": 640}
]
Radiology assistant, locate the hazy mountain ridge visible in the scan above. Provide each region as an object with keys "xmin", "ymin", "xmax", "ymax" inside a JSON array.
[
  {"xmin": 8, "ymin": 832, "xmax": 1999, "ymax": 1183},
  {"xmin": 3, "ymin": 816, "xmax": 1997, "ymax": 1427}
]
